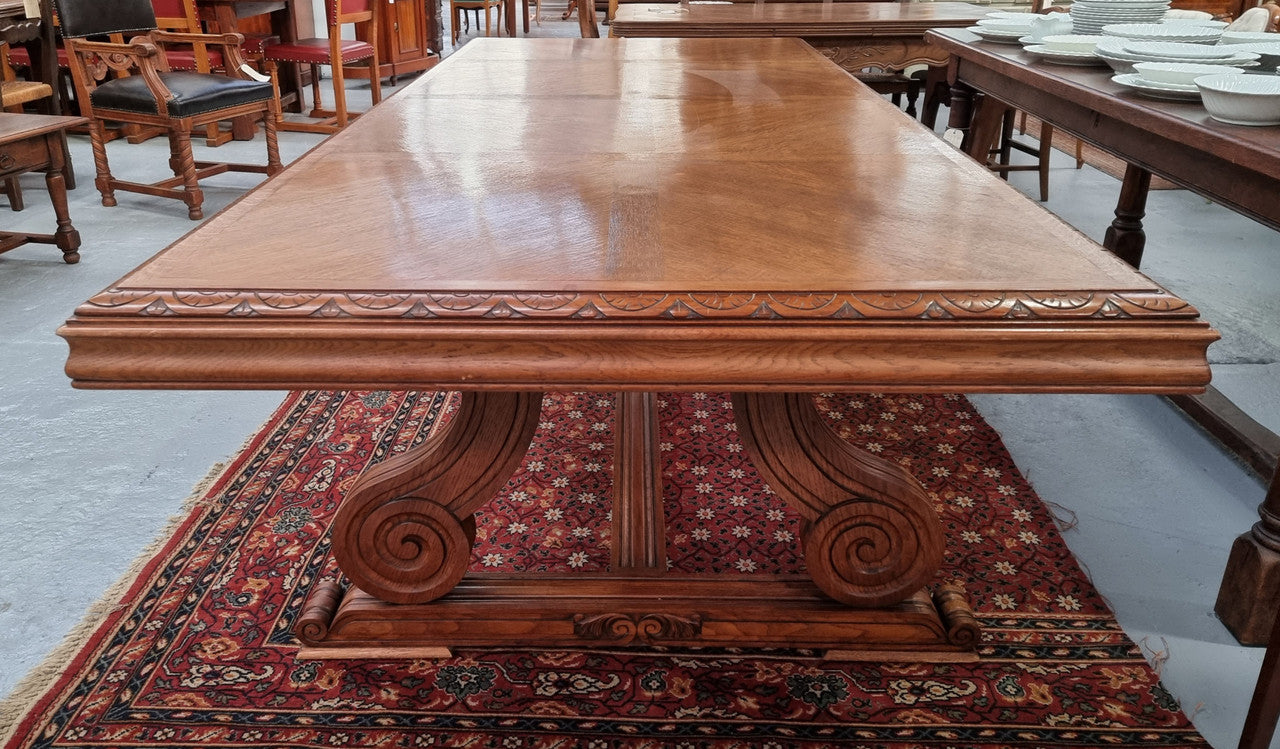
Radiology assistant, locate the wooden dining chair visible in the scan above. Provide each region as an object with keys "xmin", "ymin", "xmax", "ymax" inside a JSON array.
[
  {"xmin": 452, "ymin": 0, "xmax": 505, "ymax": 45},
  {"xmin": 978, "ymin": 2, "xmax": 1082, "ymax": 202},
  {"xmin": 53, "ymin": 0, "xmax": 282, "ymax": 220},
  {"xmin": 261, "ymin": 0, "xmax": 382, "ymax": 135}
]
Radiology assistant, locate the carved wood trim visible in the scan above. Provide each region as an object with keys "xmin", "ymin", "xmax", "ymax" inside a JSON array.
[
  {"xmin": 75, "ymin": 288, "xmax": 1200, "ymax": 321},
  {"xmin": 813, "ymin": 39, "xmax": 948, "ymax": 73},
  {"xmin": 573, "ymin": 612, "xmax": 703, "ymax": 644}
]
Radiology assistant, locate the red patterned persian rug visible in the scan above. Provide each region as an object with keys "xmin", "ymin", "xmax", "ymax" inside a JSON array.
[{"xmin": 1, "ymin": 391, "xmax": 1207, "ymax": 748}]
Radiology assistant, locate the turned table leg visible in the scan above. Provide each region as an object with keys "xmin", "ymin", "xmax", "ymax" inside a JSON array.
[
  {"xmin": 1103, "ymin": 163, "xmax": 1150, "ymax": 268},
  {"xmin": 731, "ymin": 392, "xmax": 944, "ymax": 607},
  {"xmin": 330, "ymin": 391, "xmax": 543, "ymax": 604},
  {"xmin": 43, "ymin": 132, "xmax": 80, "ymax": 264}
]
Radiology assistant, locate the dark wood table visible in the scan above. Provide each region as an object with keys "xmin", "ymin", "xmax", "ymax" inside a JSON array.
[
  {"xmin": 611, "ymin": 2, "xmax": 986, "ymax": 73},
  {"xmin": 59, "ymin": 38, "xmax": 1216, "ymax": 659},
  {"xmin": 0, "ymin": 112, "xmax": 86, "ymax": 263},
  {"xmin": 611, "ymin": 1, "xmax": 985, "ymax": 120},
  {"xmin": 927, "ymin": 26, "xmax": 1280, "ymax": 648}
]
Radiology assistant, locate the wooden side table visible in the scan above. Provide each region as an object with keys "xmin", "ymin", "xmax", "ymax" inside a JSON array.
[{"xmin": 0, "ymin": 113, "xmax": 86, "ymax": 264}]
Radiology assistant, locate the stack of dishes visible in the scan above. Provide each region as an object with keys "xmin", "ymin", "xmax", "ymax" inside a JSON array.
[
  {"xmin": 1095, "ymin": 37, "xmax": 1261, "ymax": 73},
  {"xmin": 1113, "ymin": 61, "xmax": 1243, "ymax": 100},
  {"xmin": 1219, "ymin": 31, "xmax": 1280, "ymax": 44},
  {"xmin": 967, "ymin": 13, "xmax": 1040, "ymax": 43},
  {"xmin": 1228, "ymin": 41, "xmax": 1280, "ymax": 71},
  {"xmin": 1024, "ymin": 34, "xmax": 1110, "ymax": 64},
  {"xmin": 1101, "ymin": 22, "xmax": 1224, "ymax": 43},
  {"xmin": 1070, "ymin": 0, "xmax": 1169, "ymax": 35}
]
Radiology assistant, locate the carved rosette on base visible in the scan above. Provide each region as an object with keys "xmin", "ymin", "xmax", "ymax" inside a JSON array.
[{"xmin": 574, "ymin": 613, "xmax": 703, "ymax": 645}]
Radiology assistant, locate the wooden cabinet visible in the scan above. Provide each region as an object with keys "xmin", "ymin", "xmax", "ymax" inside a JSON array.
[{"xmin": 358, "ymin": 0, "xmax": 440, "ymax": 83}]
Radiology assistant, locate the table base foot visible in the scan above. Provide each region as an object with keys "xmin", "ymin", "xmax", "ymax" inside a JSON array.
[{"xmin": 296, "ymin": 576, "xmax": 979, "ymax": 657}]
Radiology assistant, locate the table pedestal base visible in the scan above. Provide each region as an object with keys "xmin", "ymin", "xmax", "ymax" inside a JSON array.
[
  {"xmin": 297, "ymin": 576, "xmax": 979, "ymax": 659},
  {"xmin": 302, "ymin": 390, "xmax": 977, "ymax": 659}
]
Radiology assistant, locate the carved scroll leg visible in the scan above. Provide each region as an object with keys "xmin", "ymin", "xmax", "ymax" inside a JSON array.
[
  {"xmin": 331, "ymin": 391, "xmax": 544, "ymax": 604},
  {"xmin": 732, "ymin": 393, "xmax": 944, "ymax": 608}
]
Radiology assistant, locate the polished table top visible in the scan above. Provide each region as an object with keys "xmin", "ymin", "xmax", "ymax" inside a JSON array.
[
  {"xmin": 60, "ymin": 38, "xmax": 1215, "ymax": 392},
  {"xmin": 611, "ymin": 2, "xmax": 988, "ymax": 35}
]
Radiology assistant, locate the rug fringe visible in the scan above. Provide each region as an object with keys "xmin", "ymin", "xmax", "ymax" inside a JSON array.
[{"xmin": 0, "ymin": 404, "xmax": 281, "ymax": 746}]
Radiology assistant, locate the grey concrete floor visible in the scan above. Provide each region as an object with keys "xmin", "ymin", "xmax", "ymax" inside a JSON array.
[{"xmin": 2, "ymin": 34, "xmax": 1279, "ymax": 748}]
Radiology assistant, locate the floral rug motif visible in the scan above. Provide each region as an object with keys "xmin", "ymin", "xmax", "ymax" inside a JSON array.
[{"xmin": 2, "ymin": 391, "xmax": 1206, "ymax": 747}]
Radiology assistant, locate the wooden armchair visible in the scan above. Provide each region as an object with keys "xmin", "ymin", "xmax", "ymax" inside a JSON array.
[{"xmin": 53, "ymin": 0, "xmax": 281, "ymax": 220}]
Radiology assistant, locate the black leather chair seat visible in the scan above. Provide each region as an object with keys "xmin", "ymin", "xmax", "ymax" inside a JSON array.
[{"xmin": 90, "ymin": 71, "xmax": 273, "ymax": 118}]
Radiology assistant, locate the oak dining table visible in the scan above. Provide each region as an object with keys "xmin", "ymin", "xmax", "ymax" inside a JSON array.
[{"xmin": 59, "ymin": 37, "xmax": 1217, "ymax": 659}]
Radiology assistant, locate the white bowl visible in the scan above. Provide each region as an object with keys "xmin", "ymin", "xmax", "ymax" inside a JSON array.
[
  {"xmin": 1133, "ymin": 61, "xmax": 1243, "ymax": 84},
  {"xmin": 1195, "ymin": 74, "xmax": 1280, "ymax": 125},
  {"xmin": 1229, "ymin": 41, "xmax": 1280, "ymax": 69},
  {"xmin": 1219, "ymin": 31, "xmax": 1280, "ymax": 45},
  {"xmin": 1041, "ymin": 34, "xmax": 1108, "ymax": 52}
]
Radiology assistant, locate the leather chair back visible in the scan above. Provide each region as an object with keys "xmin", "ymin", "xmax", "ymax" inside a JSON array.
[{"xmin": 54, "ymin": 0, "xmax": 158, "ymax": 39}]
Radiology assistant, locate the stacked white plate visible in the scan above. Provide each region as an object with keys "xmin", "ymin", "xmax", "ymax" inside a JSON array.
[
  {"xmin": 1094, "ymin": 37, "xmax": 1260, "ymax": 73},
  {"xmin": 1101, "ymin": 22, "xmax": 1224, "ymax": 43},
  {"xmin": 971, "ymin": 13, "xmax": 1046, "ymax": 41},
  {"xmin": 1070, "ymin": 0, "xmax": 1169, "ymax": 35},
  {"xmin": 1112, "ymin": 72, "xmax": 1205, "ymax": 100},
  {"xmin": 1023, "ymin": 34, "xmax": 1111, "ymax": 65},
  {"xmin": 968, "ymin": 14, "xmax": 1040, "ymax": 43},
  {"xmin": 1113, "ymin": 61, "xmax": 1244, "ymax": 101}
]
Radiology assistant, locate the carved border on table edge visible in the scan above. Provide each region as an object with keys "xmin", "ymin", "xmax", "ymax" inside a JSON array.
[
  {"xmin": 73, "ymin": 288, "xmax": 1201, "ymax": 321},
  {"xmin": 813, "ymin": 43, "xmax": 949, "ymax": 73}
]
